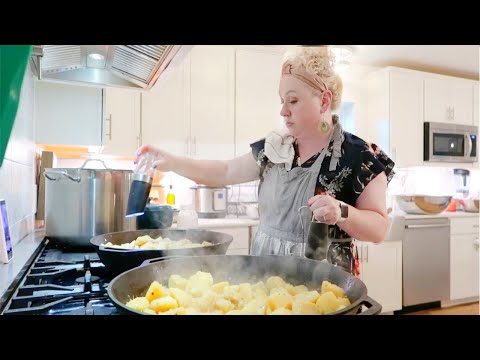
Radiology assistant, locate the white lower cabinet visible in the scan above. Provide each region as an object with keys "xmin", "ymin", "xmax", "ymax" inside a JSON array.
[
  {"xmin": 358, "ymin": 241, "xmax": 403, "ymax": 313},
  {"xmin": 450, "ymin": 217, "xmax": 479, "ymax": 301},
  {"xmin": 212, "ymin": 227, "xmax": 250, "ymax": 255}
]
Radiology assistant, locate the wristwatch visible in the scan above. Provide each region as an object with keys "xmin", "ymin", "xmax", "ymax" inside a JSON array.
[{"xmin": 337, "ymin": 201, "xmax": 349, "ymax": 222}]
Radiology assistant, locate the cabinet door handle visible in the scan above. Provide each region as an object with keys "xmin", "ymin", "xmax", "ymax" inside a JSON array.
[
  {"xmin": 193, "ymin": 136, "xmax": 197, "ymax": 156},
  {"xmin": 185, "ymin": 136, "xmax": 189, "ymax": 155},
  {"xmin": 452, "ymin": 107, "xmax": 455, "ymax": 121},
  {"xmin": 474, "ymin": 239, "xmax": 479, "ymax": 248},
  {"xmin": 365, "ymin": 244, "xmax": 368, "ymax": 263},
  {"xmin": 105, "ymin": 114, "xmax": 112, "ymax": 141}
]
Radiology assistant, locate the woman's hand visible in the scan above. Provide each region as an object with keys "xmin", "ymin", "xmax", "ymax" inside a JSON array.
[
  {"xmin": 134, "ymin": 145, "xmax": 177, "ymax": 172},
  {"xmin": 307, "ymin": 193, "xmax": 341, "ymax": 225}
]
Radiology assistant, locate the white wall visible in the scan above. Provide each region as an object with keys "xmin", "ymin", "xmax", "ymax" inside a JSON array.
[{"xmin": 0, "ymin": 67, "xmax": 36, "ymax": 246}]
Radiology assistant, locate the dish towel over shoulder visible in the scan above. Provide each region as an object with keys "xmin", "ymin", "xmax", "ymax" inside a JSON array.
[
  {"xmin": 264, "ymin": 130, "xmax": 296, "ymax": 171},
  {"xmin": 263, "ymin": 124, "xmax": 344, "ymax": 172}
]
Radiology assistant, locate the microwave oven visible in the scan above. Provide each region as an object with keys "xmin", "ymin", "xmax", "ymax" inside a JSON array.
[{"xmin": 424, "ymin": 122, "xmax": 478, "ymax": 163}]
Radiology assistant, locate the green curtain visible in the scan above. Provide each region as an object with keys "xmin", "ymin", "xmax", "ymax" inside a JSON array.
[{"xmin": 0, "ymin": 45, "xmax": 32, "ymax": 168}]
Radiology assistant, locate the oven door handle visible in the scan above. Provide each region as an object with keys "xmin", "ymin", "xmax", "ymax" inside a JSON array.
[{"xmin": 405, "ymin": 224, "xmax": 450, "ymax": 229}]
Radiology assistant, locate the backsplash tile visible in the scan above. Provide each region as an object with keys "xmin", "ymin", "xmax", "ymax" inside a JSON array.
[{"xmin": 0, "ymin": 66, "xmax": 36, "ymax": 246}]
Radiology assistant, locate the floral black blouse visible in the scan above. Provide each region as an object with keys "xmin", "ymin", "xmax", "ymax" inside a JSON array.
[
  {"xmin": 250, "ymin": 124, "xmax": 395, "ymax": 239},
  {"xmin": 250, "ymin": 121, "xmax": 395, "ymax": 275}
]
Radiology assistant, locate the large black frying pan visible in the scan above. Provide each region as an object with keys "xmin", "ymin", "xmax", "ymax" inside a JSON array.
[
  {"xmin": 90, "ymin": 229, "xmax": 233, "ymax": 274},
  {"xmin": 108, "ymin": 254, "xmax": 382, "ymax": 315}
]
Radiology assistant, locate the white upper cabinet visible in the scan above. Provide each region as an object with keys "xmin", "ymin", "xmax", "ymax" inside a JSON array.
[
  {"xmin": 35, "ymin": 81, "xmax": 103, "ymax": 146},
  {"xmin": 424, "ymin": 76, "xmax": 474, "ymax": 125},
  {"xmin": 102, "ymin": 87, "xmax": 141, "ymax": 156},
  {"xmin": 141, "ymin": 45, "xmax": 236, "ymax": 160},
  {"xmin": 234, "ymin": 47, "xmax": 284, "ymax": 156},
  {"xmin": 474, "ymin": 82, "xmax": 479, "ymax": 127},
  {"xmin": 188, "ymin": 45, "xmax": 235, "ymax": 160},
  {"xmin": 141, "ymin": 59, "xmax": 188, "ymax": 157},
  {"xmin": 367, "ymin": 67, "xmax": 424, "ymax": 168}
]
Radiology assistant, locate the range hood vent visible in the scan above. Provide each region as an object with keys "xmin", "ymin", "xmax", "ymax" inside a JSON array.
[{"xmin": 30, "ymin": 45, "xmax": 191, "ymax": 90}]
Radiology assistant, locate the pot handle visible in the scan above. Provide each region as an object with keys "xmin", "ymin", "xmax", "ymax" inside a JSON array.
[
  {"xmin": 80, "ymin": 158, "xmax": 109, "ymax": 169},
  {"xmin": 44, "ymin": 170, "xmax": 81, "ymax": 182},
  {"xmin": 356, "ymin": 296, "xmax": 382, "ymax": 315}
]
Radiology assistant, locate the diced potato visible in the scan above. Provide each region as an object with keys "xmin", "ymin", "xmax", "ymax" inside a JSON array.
[
  {"xmin": 292, "ymin": 301, "xmax": 320, "ymax": 315},
  {"xmin": 169, "ymin": 288, "xmax": 193, "ymax": 308},
  {"xmin": 223, "ymin": 285, "xmax": 241, "ymax": 305},
  {"xmin": 143, "ymin": 308, "xmax": 157, "ymax": 315},
  {"xmin": 211, "ymin": 281, "xmax": 229, "ymax": 294},
  {"xmin": 145, "ymin": 281, "xmax": 169, "ymax": 302},
  {"xmin": 149, "ymin": 296, "xmax": 178, "ymax": 313},
  {"xmin": 226, "ymin": 309, "xmax": 243, "ymax": 315},
  {"xmin": 270, "ymin": 287, "xmax": 290, "ymax": 296},
  {"xmin": 192, "ymin": 291, "xmax": 217, "ymax": 312},
  {"xmin": 125, "ymin": 297, "xmax": 150, "ymax": 312},
  {"xmin": 215, "ymin": 298, "xmax": 235, "ymax": 313},
  {"xmin": 316, "ymin": 291, "xmax": 340, "ymax": 315},
  {"xmin": 338, "ymin": 297, "xmax": 351, "ymax": 307},
  {"xmin": 321, "ymin": 281, "xmax": 346, "ymax": 299},
  {"xmin": 290, "ymin": 285, "xmax": 309, "ymax": 296},
  {"xmin": 134, "ymin": 235, "xmax": 153, "ymax": 247},
  {"xmin": 269, "ymin": 308, "xmax": 293, "ymax": 315},
  {"xmin": 265, "ymin": 276, "xmax": 286, "ymax": 291},
  {"xmin": 266, "ymin": 292, "xmax": 293, "ymax": 311},
  {"xmin": 168, "ymin": 274, "xmax": 188, "ymax": 290},
  {"xmin": 252, "ymin": 281, "xmax": 268, "ymax": 295},
  {"xmin": 294, "ymin": 290, "xmax": 320, "ymax": 304},
  {"xmin": 186, "ymin": 271, "xmax": 214, "ymax": 296},
  {"xmin": 238, "ymin": 283, "xmax": 253, "ymax": 303},
  {"xmin": 201, "ymin": 241, "xmax": 213, "ymax": 246},
  {"xmin": 240, "ymin": 300, "xmax": 261, "ymax": 315}
]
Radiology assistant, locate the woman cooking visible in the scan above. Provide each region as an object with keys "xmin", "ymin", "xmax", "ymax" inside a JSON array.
[{"xmin": 134, "ymin": 46, "xmax": 395, "ymax": 275}]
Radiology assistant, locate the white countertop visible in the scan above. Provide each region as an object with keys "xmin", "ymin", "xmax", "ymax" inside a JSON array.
[
  {"xmin": 171, "ymin": 216, "xmax": 260, "ymax": 229},
  {"xmin": 393, "ymin": 211, "xmax": 479, "ymax": 220}
]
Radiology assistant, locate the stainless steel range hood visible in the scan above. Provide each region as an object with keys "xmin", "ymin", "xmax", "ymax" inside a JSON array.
[{"xmin": 30, "ymin": 45, "xmax": 192, "ymax": 90}]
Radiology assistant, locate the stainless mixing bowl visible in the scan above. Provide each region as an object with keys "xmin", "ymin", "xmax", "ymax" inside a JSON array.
[{"xmin": 396, "ymin": 195, "xmax": 452, "ymax": 215}]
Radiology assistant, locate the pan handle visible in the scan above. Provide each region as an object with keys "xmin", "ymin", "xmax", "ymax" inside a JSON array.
[
  {"xmin": 140, "ymin": 255, "xmax": 190, "ymax": 267},
  {"xmin": 356, "ymin": 296, "xmax": 382, "ymax": 315}
]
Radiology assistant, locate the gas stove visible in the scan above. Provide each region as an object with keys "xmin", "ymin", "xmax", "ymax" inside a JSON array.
[{"xmin": 0, "ymin": 238, "xmax": 119, "ymax": 315}]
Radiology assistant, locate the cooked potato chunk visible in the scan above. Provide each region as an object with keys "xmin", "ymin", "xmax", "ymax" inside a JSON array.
[
  {"xmin": 126, "ymin": 297, "xmax": 150, "ymax": 312},
  {"xmin": 168, "ymin": 274, "xmax": 188, "ymax": 290},
  {"xmin": 321, "ymin": 281, "xmax": 346, "ymax": 299},
  {"xmin": 125, "ymin": 273, "xmax": 351, "ymax": 315},
  {"xmin": 149, "ymin": 296, "xmax": 178, "ymax": 313},
  {"xmin": 145, "ymin": 281, "xmax": 169, "ymax": 302},
  {"xmin": 316, "ymin": 291, "xmax": 341, "ymax": 314}
]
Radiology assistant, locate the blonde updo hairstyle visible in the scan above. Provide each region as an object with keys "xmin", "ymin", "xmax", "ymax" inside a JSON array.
[{"xmin": 283, "ymin": 46, "xmax": 343, "ymax": 112}]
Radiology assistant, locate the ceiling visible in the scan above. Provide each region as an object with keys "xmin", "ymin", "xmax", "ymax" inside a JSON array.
[
  {"xmin": 272, "ymin": 45, "xmax": 479, "ymax": 80},
  {"xmin": 349, "ymin": 45, "xmax": 479, "ymax": 80}
]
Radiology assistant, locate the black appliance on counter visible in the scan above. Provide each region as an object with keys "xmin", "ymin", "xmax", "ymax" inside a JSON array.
[{"xmin": 0, "ymin": 238, "xmax": 119, "ymax": 315}]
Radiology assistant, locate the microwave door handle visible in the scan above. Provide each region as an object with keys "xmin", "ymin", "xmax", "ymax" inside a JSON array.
[{"xmin": 465, "ymin": 133, "xmax": 473, "ymax": 157}]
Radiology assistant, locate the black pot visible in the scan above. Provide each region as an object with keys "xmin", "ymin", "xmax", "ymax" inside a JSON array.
[{"xmin": 136, "ymin": 204, "xmax": 173, "ymax": 230}]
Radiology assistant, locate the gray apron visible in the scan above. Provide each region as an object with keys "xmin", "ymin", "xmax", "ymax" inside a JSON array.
[{"xmin": 251, "ymin": 124, "xmax": 352, "ymax": 261}]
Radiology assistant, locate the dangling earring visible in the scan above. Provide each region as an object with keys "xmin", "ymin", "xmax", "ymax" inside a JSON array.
[{"xmin": 318, "ymin": 114, "xmax": 330, "ymax": 133}]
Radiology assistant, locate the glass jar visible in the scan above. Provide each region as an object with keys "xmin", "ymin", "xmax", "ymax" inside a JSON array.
[{"xmin": 176, "ymin": 204, "xmax": 199, "ymax": 229}]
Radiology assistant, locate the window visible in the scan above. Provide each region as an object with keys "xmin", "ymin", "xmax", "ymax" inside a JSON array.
[{"xmin": 338, "ymin": 101, "xmax": 355, "ymax": 134}]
